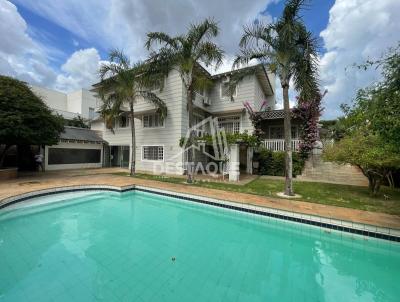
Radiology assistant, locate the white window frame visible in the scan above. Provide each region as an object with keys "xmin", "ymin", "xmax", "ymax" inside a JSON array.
[
  {"xmin": 88, "ymin": 107, "xmax": 95, "ymax": 120},
  {"xmin": 141, "ymin": 145, "xmax": 164, "ymax": 162},
  {"xmin": 217, "ymin": 115, "xmax": 241, "ymax": 134},
  {"xmin": 220, "ymin": 81, "xmax": 237, "ymax": 99},
  {"xmin": 142, "ymin": 113, "xmax": 165, "ymax": 129},
  {"xmin": 117, "ymin": 115, "xmax": 130, "ymax": 129}
]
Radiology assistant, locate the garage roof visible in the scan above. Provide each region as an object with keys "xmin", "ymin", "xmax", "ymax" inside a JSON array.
[{"xmin": 60, "ymin": 126, "xmax": 104, "ymax": 143}]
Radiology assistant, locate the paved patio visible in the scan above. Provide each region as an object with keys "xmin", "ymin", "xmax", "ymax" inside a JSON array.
[{"xmin": 1, "ymin": 168, "xmax": 399, "ymax": 229}]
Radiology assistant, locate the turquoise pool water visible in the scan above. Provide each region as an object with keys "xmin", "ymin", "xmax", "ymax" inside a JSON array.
[{"xmin": 0, "ymin": 190, "xmax": 399, "ymax": 302}]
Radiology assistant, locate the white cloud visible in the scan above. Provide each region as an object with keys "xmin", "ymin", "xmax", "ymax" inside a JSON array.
[
  {"xmin": 4, "ymin": 0, "xmax": 275, "ymax": 92},
  {"xmin": 55, "ymin": 48, "xmax": 101, "ymax": 91},
  {"xmin": 319, "ymin": 0, "xmax": 400, "ymax": 119},
  {"xmin": 0, "ymin": 1, "xmax": 103, "ymax": 92},
  {"xmin": 0, "ymin": 0, "xmax": 55, "ymax": 85},
  {"xmin": 13, "ymin": 0, "xmax": 274, "ymax": 60}
]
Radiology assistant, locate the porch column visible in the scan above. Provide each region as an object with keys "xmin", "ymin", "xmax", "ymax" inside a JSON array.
[
  {"xmin": 246, "ymin": 147, "xmax": 253, "ymax": 174},
  {"xmin": 229, "ymin": 144, "xmax": 240, "ymax": 182}
]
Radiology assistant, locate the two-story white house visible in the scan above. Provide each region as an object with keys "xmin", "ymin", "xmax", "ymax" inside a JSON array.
[{"xmin": 91, "ymin": 64, "xmax": 277, "ymax": 180}]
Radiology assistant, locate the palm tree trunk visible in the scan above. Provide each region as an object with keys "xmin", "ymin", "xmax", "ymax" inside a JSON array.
[
  {"xmin": 283, "ymin": 84, "xmax": 294, "ymax": 196},
  {"xmin": 187, "ymin": 87, "xmax": 195, "ymax": 183},
  {"xmin": 129, "ymin": 102, "xmax": 136, "ymax": 176}
]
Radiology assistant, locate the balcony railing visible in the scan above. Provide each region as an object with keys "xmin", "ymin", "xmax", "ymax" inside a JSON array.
[{"xmin": 262, "ymin": 139, "xmax": 301, "ymax": 152}]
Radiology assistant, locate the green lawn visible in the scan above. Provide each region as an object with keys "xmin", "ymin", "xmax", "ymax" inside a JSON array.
[{"xmin": 113, "ymin": 172, "xmax": 400, "ymax": 215}]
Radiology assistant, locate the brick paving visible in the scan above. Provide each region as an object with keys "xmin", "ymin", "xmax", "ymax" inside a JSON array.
[{"xmin": 1, "ymin": 168, "xmax": 399, "ymax": 229}]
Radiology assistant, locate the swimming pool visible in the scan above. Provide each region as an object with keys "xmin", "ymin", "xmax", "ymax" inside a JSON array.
[{"xmin": 0, "ymin": 189, "xmax": 399, "ymax": 301}]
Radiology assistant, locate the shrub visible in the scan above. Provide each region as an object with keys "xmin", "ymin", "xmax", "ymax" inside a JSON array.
[{"xmin": 255, "ymin": 149, "xmax": 305, "ymax": 177}]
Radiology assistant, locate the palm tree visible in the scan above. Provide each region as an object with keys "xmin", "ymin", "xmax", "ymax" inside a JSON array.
[
  {"xmin": 94, "ymin": 50, "xmax": 167, "ymax": 176},
  {"xmin": 234, "ymin": 0, "xmax": 319, "ymax": 196},
  {"xmin": 145, "ymin": 18, "xmax": 224, "ymax": 183}
]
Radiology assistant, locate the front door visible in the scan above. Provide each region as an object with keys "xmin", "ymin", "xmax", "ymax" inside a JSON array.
[
  {"xmin": 110, "ymin": 146, "xmax": 129, "ymax": 168},
  {"xmin": 121, "ymin": 146, "xmax": 129, "ymax": 168}
]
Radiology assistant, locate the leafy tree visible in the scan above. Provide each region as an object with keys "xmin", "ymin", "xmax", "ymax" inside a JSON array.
[
  {"xmin": 93, "ymin": 50, "xmax": 167, "ymax": 176},
  {"xmin": 324, "ymin": 43, "xmax": 400, "ymax": 194},
  {"xmin": 0, "ymin": 76, "xmax": 64, "ymax": 167},
  {"xmin": 145, "ymin": 18, "xmax": 224, "ymax": 183},
  {"xmin": 324, "ymin": 132, "xmax": 400, "ymax": 195},
  {"xmin": 342, "ymin": 43, "xmax": 400, "ymax": 151},
  {"xmin": 235, "ymin": 0, "xmax": 319, "ymax": 196},
  {"xmin": 64, "ymin": 116, "xmax": 89, "ymax": 128}
]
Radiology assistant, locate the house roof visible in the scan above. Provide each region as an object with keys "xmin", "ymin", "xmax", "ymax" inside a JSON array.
[
  {"xmin": 212, "ymin": 64, "xmax": 274, "ymax": 96},
  {"xmin": 60, "ymin": 126, "xmax": 104, "ymax": 143}
]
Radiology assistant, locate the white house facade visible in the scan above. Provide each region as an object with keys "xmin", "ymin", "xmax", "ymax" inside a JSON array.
[{"xmin": 91, "ymin": 64, "xmax": 276, "ymax": 179}]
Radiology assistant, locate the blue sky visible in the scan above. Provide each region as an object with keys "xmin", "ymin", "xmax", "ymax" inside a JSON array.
[
  {"xmin": 15, "ymin": 0, "xmax": 335, "ymax": 73},
  {"xmin": 1, "ymin": 0, "xmax": 399, "ymax": 118}
]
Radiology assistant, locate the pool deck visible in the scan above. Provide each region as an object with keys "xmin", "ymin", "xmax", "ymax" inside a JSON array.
[{"xmin": 1, "ymin": 168, "xmax": 399, "ymax": 230}]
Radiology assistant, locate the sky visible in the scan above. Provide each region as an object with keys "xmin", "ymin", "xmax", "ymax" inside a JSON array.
[{"xmin": 1, "ymin": 0, "xmax": 399, "ymax": 119}]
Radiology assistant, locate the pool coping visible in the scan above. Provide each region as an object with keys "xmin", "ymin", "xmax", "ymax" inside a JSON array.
[{"xmin": 1, "ymin": 184, "xmax": 399, "ymax": 242}]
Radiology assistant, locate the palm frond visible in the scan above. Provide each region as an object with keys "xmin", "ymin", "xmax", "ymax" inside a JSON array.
[
  {"xmin": 195, "ymin": 41, "xmax": 224, "ymax": 69},
  {"xmin": 188, "ymin": 18, "xmax": 219, "ymax": 47},
  {"xmin": 145, "ymin": 32, "xmax": 179, "ymax": 50},
  {"xmin": 138, "ymin": 91, "xmax": 167, "ymax": 119}
]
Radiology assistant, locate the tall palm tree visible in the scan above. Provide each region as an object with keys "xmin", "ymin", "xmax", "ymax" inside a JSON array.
[
  {"xmin": 234, "ymin": 0, "xmax": 319, "ymax": 196},
  {"xmin": 94, "ymin": 50, "xmax": 167, "ymax": 176},
  {"xmin": 145, "ymin": 18, "xmax": 224, "ymax": 183}
]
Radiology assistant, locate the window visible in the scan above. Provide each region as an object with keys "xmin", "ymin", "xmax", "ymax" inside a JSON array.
[
  {"xmin": 218, "ymin": 116, "xmax": 240, "ymax": 134},
  {"xmin": 118, "ymin": 116, "xmax": 129, "ymax": 128},
  {"xmin": 142, "ymin": 146, "xmax": 164, "ymax": 161},
  {"xmin": 220, "ymin": 81, "xmax": 237, "ymax": 99},
  {"xmin": 48, "ymin": 148, "xmax": 101, "ymax": 165},
  {"xmin": 89, "ymin": 107, "xmax": 95, "ymax": 119},
  {"xmin": 269, "ymin": 126, "xmax": 298, "ymax": 139},
  {"xmin": 149, "ymin": 80, "xmax": 162, "ymax": 91},
  {"xmin": 143, "ymin": 113, "xmax": 164, "ymax": 128}
]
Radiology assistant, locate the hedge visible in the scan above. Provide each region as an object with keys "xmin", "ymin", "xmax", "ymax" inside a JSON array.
[{"xmin": 254, "ymin": 148, "xmax": 305, "ymax": 177}]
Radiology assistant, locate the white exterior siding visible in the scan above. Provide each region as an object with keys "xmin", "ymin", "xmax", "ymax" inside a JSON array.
[
  {"xmin": 92, "ymin": 66, "xmax": 276, "ymax": 175},
  {"xmin": 99, "ymin": 69, "xmax": 185, "ymax": 174}
]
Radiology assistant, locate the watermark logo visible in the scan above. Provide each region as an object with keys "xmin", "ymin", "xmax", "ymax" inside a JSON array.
[{"xmin": 151, "ymin": 117, "xmax": 235, "ymax": 177}]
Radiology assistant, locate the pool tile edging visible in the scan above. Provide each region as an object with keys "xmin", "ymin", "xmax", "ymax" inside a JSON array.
[
  {"xmin": 0, "ymin": 184, "xmax": 399, "ymax": 242},
  {"xmin": 134, "ymin": 186, "xmax": 400, "ymax": 242}
]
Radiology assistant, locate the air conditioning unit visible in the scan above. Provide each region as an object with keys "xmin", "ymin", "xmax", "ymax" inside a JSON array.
[{"xmin": 203, "ymin": 97, "xmax": 211, "ymax": 106}]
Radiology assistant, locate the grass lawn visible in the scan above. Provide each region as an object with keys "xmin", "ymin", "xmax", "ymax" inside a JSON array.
[{"xmin": 113, "ymin": 172, "xmax": 400, "ymax": 215}]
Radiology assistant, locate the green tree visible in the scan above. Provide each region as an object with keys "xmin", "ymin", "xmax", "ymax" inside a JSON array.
[
  {"xmin": 342, "ymin": 43, "xmax": 400, "ymax": 151},
  {"xmin": 324, "ymin": 43, "xmax": 400, "ymax": 194},
  {"xmin": 324, "ymin": 132, "xmax": 400, "ymax": 195},
  {"xmin": 64, "ymin": 116, "xmax": 89, "ymax": 128},
  {"xmin": 94, "ymin": 50, "xmax": 167, "ymax": 176},
  {"xmin": 234, "ymin": 0, "xmax": 319, "ymax": 196},
  {"xmin": 0, "ymin": 76, "xmax": 64, "ymax": 167},
  {"xmin": 145, "ymin": 18, "xmax": 224, "ymax": 183}
]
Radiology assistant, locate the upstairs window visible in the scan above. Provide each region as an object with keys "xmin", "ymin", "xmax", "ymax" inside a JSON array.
[
  {"xmin": 89, "ymin": 107, "xmax": 95, "ymax": 120},
  {"xmin": 143, "ymin": 113, "xmax": 164, "ymax": 128},
  {"xmin": 142, "ymin": 146, "xmax": 164, "ymax": 161},
  {"xmin": 220, "ymin": 81, "xmax": 237, "ymax": 99},
  {"xmin": 218, "ymin": 116, "xmax": 240, "ymax": 134},
  {"xmin": 118, "ymin": 115, "xmax": 129, "ymax": 128}
]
